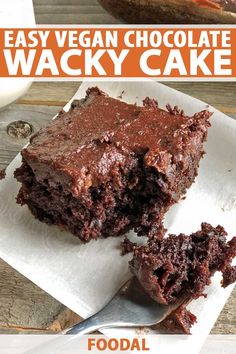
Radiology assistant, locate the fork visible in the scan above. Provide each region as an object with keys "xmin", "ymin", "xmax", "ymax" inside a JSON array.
[{"xmin": 24, "ymin": 277, "xmax": 185, "ymax": 354}]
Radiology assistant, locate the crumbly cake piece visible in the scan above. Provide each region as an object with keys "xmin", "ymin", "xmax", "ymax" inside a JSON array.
[
  {"xmin": 15, "ymin": 88, "xmax": 211, "ymax": 242},
  {"xmin": 130, "ymin": 223, "xmax": 236, "ymax": 333},
  {"xmin": 156, "ymin": 304, "xmax": 197, "ymax": 334},
  {"xmin": 0, "ymin": 169, "xmax": 6, "ymax": 180},
  {"xmin": 130, "ymin": 223, "xmax": 236, "ymax": 305}
]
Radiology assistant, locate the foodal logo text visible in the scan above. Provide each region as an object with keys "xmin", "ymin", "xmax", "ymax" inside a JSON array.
[
  {"xmin": 0, "ymin": 27, "xmax": 234, "ymax": 79},
  {"xmin": 88, "ymin": 338, "xmax": 150, "ymax": 352}
]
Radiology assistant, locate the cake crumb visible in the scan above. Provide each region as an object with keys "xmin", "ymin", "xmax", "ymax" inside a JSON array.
[
  {"xmin": 166, "ymin": 104, "xmax": 185, "ymax": 116},
  {"xmin": 155, "ymin": 305, "xmax": 197, "ymax": 334},
  {"xmin": 0, "ymin": 169, "xmax": 6, "ymax": 180},
  {"xmin": 143, "ymin": 97, "xmax": 159, "ymax": 109},
  {"xmin": 222, "ymin": 265, "xmax": 236, "ymax": 287},
  {"xmin": 135, "ymin": 327, "xmax": 150, "ymax": 336},
  {"xmin": 121, "ymin": 237, "xmax": 137, "ymax": 255}
]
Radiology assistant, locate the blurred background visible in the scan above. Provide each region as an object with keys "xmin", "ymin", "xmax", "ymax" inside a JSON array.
[
  {"xmin": 33, "ymin": 0, "xmax": 236, "ymax": 24},
  {"xmin": 33, "ymin": 0, "xmax": 118, "ymax": 24}
]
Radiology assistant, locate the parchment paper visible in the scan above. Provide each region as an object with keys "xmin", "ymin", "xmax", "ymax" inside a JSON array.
[{"xmin": 0, "ymin": 81, "xmax": 235, "ymax": 354}]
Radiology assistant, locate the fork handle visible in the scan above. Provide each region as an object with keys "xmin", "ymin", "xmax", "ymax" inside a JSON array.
[
  {"xmin": 23, "ymin": 315, "xmax": 109, "ymax": 354},
  {"xmin": 65, "ymin": 314, "xmax": 104, "ymax": 335}
]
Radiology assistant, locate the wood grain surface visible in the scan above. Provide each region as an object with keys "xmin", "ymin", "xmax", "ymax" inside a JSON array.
[
  {"xmin": 0, "ymin": 81, "xmax": 235, "ymax": 334},
  {"xmin": 33, "ymin": 0, "xmax": 119, "ymax": 24}
]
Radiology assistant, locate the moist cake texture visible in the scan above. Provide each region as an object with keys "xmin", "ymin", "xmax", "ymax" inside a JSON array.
[
  {"xmin": 130, "ymin": 223, "xmax": 236, "ymax": 305},
  {"xmin": 130, "ymin": 223, "xmax": 236, "ymax": 333},
  {"xmin": 157, "ymin": 304, "xmax": 197, "ymax": 334},
  {"xmin": 15, "ymin": 88, "xmax": 211, "ymax": 242}
]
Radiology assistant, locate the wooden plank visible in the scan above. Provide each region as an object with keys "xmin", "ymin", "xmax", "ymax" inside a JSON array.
[
  {"xmin": 18, "ymin": 82, "xmax": 236, "ymax": 117},
  {"xmin": 0, "ymin": 259, "xmax": 80, "ymax": 333},
  {"xmin": 0, "ymin": 104, "xmax": 60, "ymax": 169},
  {"xmin": 36, "ymin": 14, "xmax": 117, "ymax": 25},
  {"xmin": 18, "ymin": 82, "xmax": 79, "ymax": 106},
  {"xmin": 166, "ymin": 82, "xmax": 236, "ymax": 115},
  {"xmin": 212, "ymin": 287, "xmax": 236, "ymax": 334},
  {"xmin": 34, "ymin": 0, "xmax": 100, "ymax": 5},
  {"xmin": 35, "ymin": 5, "xmax": 105, "ymax": 15},
  {"xmin": 33, "ymin": 0, "xmax": 119, "ymax": 24}
]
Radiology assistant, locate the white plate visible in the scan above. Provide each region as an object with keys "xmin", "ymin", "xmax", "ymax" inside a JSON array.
[{"xmin": 0, "ymin": 81, "xmax": 235, "ymax": 354}]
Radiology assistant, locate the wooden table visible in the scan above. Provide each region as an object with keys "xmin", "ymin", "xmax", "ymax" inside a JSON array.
[
  {"xmin": 0, "ymin": 82, "xmax": 235, "ymax": 334},
  {"xmin": 0, "ymin": 0, "xmax": 235, "ymax": 335},
  {"xmin": 33, "ymin": 0, "xmax": 119, "ymax": 24}
]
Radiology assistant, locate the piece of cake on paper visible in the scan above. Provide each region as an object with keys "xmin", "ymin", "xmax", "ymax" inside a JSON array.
[{"xmin": 15, "ymin": 87, "xmax": 211, "ymax": 242}]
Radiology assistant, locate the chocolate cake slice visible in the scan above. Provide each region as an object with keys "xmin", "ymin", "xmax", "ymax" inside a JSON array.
[
  {"xmin": 15, "ymin": 88, "xmax": 211, "ymax": 242},
  {"xmin": 130, "ymin": 223, "xmax": 236, "ymax": 305}
]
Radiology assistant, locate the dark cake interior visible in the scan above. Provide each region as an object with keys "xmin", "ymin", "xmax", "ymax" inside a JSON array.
[
  {"xmin": 157, "ymin": 304, "xmax": 197, "ymax": 334},
  {"xmin": 130, "ymin": 223, "xmax": 236, "ymax": 305},
  {"xmin": 15, "ymin": 88, "xmax": 211, "ymax": 242},
  {"xmin": 129, "ymin": 223, "xmax": 236, "ymax": 333}
]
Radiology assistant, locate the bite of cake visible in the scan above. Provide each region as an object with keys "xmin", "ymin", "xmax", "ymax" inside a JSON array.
[
  {"xmin": 130, "ymin": 223, "xmax": 236, "ymax": 304},
  {"xmin": 129, "ymin": 223, "xmax": 236, "ymax": 333}
]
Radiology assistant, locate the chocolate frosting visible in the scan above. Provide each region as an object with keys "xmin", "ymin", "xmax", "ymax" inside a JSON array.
[{"xmin": 22, "ymin": 88, "xmax": 211, "ymax": 195}]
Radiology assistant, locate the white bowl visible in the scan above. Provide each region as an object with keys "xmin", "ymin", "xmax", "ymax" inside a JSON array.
[{"xmin": 0, "ymin": 0, "xmax": 35, "ymax": 109}]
